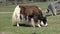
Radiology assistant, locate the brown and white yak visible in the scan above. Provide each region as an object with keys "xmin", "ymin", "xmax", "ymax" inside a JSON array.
[{"xmin": 12, "ymin": 5, "xmax": 48, "ymax": 27}]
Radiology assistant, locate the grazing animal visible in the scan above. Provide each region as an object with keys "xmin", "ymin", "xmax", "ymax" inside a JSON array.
[
  {"xmin": 12, "ymin": 5, "xmax": 48, "ymax": 27},
  {"xmin": 46, "ymin": 1, "xmax": 60, "ymax": 16}
]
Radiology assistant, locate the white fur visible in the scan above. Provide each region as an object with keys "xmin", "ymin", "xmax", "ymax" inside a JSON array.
[
  {"xmin": 39, "ymin": 7, "xmax": 42, "ymax": 10},
  {"xmin": 40, "ymin": 21, "xmax": 44, "ymax": 26},
  {"xmin": 44, "ymin": 23, "xmax": 48, "ymax": 27},
  {"xmin": 17, "ymin": 23, "xmax": 19, "ymax": 27},
  {"xmin": 31, "ymin": 18, "xmax": 35, "ymax": 27},
  {"xmin": 36, "ymin": 23, "xmax": 41, "ymax": 27},
  {"xmin": 35, "ymin": 20, "xmax": 41, "ymax": 27},
  {"xmin": 40, "ymin": 21, "xmax": 48, "ymax": 27},
  {"xmin": 38, "ymin": 24, "xmax": 41, "ymax": 27},
  {"xmin": 12, "ymin": 5, "xmax": 21, "ymax": 27}
]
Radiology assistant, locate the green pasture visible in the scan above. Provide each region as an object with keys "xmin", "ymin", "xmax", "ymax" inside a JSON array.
[
  {"xmin": 0, "ymin": 13, "xmax": 60, "ymax": 34},
  {"xmin": 0, "ymin": 2, "xmax": 60, "ymax": 34},
  {"xmin": 0, "ymin": 5, "xmax": 15, "ymax": 12},
  {"xmin": 0, "ymin": 2, "xmax": 49, "ymax": 12}
]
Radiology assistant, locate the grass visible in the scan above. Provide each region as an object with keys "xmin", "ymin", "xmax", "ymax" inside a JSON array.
[
  {"xmin": 0, "ymin": 5, "xmax": 15, "ymax": 12},
  {"xmin": 0, "ymin": 2, "xmax": 60, "ymax": 34},
  {"xmin": 0, "ymin": 2, "xmax": 49, "ymax": 12},
  {"xmin": 0, "ymin": 13, "xmax": 60, "ymax": 34}
]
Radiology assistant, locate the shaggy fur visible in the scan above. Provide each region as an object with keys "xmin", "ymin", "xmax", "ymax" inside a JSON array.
[{"xmin": 12, "ymin": 5, "xmax": 48, "ymax": 27}]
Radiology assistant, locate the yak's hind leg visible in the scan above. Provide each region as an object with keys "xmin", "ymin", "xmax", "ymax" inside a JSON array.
[
  {"xmin": 12, "ymin": 13, "xmax": 20, "ymax": 27},
  {"xmin": 12, "ymin": 14, "xmax": 17, "ymax": 26}
]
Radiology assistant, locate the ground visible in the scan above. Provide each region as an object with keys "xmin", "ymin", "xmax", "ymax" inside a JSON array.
[{"xmin": 0, "ymin": 2, "xmax": 60, "ymax": 34}]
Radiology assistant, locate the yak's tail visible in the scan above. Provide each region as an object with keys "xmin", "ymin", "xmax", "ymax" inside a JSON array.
[{"xmin": 12, "ymin": 5, "xmax": 20, "ymax": 27}]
